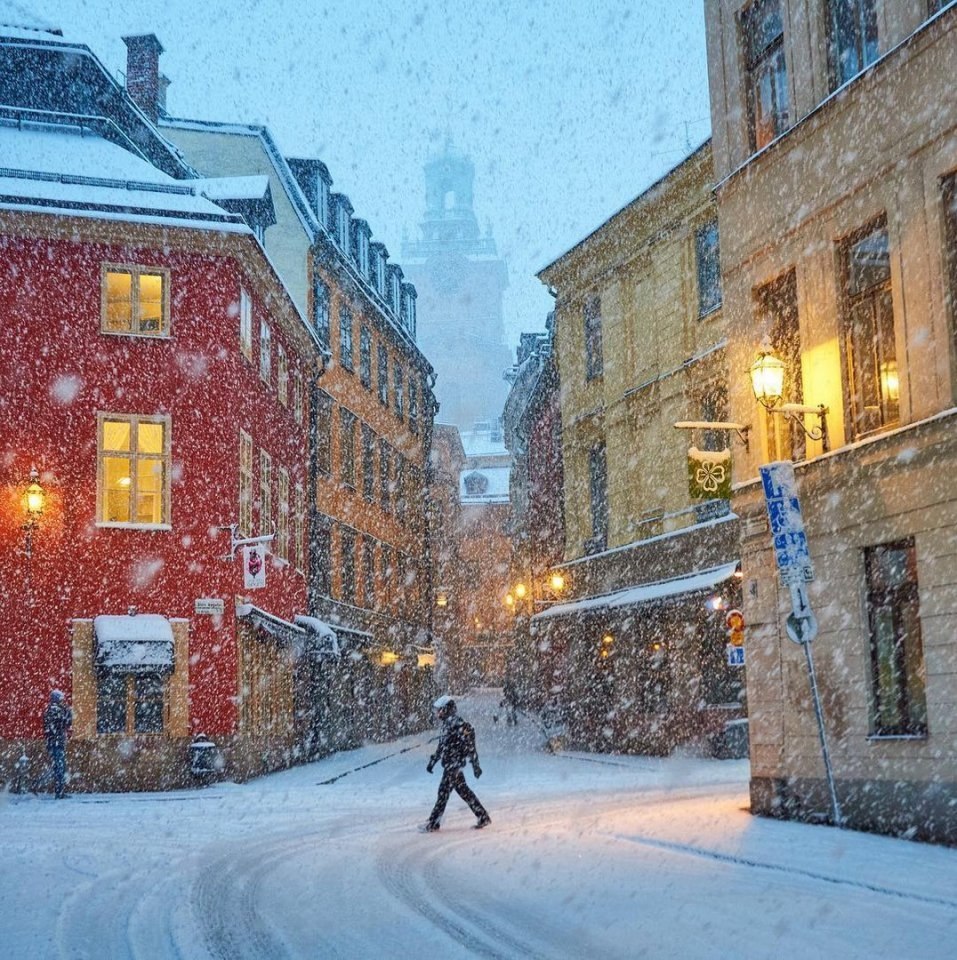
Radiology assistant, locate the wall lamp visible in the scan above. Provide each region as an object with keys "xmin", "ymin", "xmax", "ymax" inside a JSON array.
[
  {"xmin": 22, "ymin": 466, "xmax": 47, "ymax": 558},
  {"xmin": 749, "ymin": 349, "xmax": 829, "ymax": 451}
]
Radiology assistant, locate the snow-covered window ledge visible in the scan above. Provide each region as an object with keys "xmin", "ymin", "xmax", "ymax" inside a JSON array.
[
  {"xmin": 95, "ymin": 522, "xmax": 173, "ymax": 532},
  {"xmin": 865, "ymin": 734, "xmax": 928, "ymax": 742}
]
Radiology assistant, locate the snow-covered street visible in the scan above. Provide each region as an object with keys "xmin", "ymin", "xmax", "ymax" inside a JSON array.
[{"xmin": 2, "ymin": 690, "xmax": 956, "ymax": 959}]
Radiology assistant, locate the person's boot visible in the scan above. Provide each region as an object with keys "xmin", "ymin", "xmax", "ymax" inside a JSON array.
[{"xmin": 474, "ymin": 813, "xmax": 491, "ymax": 829}]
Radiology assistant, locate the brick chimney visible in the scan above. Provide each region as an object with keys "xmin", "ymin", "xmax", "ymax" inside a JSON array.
[{"xmin": 122, "ymin": 34, "xmax": 164, "ymax": 123}]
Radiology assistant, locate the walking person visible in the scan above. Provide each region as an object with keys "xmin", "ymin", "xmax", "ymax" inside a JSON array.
[
  {"xmin": 42, "ymin": 689, "xmax": 72, "ymax": 798},
  {"xmin": 423, "ymin": 695, "xmax": 490, "ymax": 832}
]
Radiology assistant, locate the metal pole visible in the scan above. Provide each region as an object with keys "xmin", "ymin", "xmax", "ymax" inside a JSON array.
[{"xmin": 802, "ymin": 639, "xmax": 843, "ymax": 828}]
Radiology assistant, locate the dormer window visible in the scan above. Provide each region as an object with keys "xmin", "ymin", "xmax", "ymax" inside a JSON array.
[
  {"xmin": 402, "ymin": 284, "xmax": 417, "ymax": 334},
  {"xmin": 317, "ymin": 175, "xmax": 330, "ymax": 230},
  {"xmin": 375, "ymin": 251, "xmax": 386, "ymax": 296},
  {"xmin": 353, "ymin": 221, "xmax": 371, "ymax": 278},
  {"xmin": 338, "ymin": 206, "xmax": 350, "ymax": 255}
]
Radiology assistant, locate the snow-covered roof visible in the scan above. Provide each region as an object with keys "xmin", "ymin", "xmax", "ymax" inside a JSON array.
[
  {"xmin": 531, "ymin": 562, "xmax": 740, "ymax": 622},
  {"xmin": 191, "ymin": 175, "xmax": 270, "ymax": 202},
  {"xmin": 0, "ymin": 2, "xmax": 61, "ymax": 35},
  {"xmin": 0, "ymin": 122, "xmax": 248, "ymax": 228},
  {"xmin": 294, "ymin": 616, "xmax": 341, "ymax": 657},
  {"xmin": 460, "ymin": 465, "xmax": 511, "ymax": 504},
  {"xmin": 237, "ymin": 605, "xmax": 306, "ymax": 644},
  {"xmin": 94, "ymin": 615, "xmax": 174, "ymax": 672},
  {"xmin": 460, "ymin": 425, "xmax": 508, "ymax": 457}
]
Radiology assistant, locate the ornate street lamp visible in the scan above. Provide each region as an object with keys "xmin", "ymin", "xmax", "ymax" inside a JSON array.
[
  {"xmin": 22, "ymin": 466, "xmax": 46, "ymax": 558},
  {"xmin": 749, "ymin": 347, "xmax": 829, "ymax": 450}
]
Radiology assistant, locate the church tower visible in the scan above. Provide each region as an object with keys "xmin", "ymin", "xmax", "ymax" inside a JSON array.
[{"xmin": 402, "ymin": 142, "xmax": 511, "ymax": 432}]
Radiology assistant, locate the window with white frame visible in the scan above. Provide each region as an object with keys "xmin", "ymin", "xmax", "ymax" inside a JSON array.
[
  {"xmin": 339, "ymin": 305, "xmax": 354, "ymax": 371},
  {"xmin": 313, "ymin": 276, "xmax": 330, "ymax": 344},
  {"xmin": 394, "ymin": 364, "xmax": 404, "ymax": 419},
  {"xmin": 102, "ymin": 265, "xmax": 169, "ymax": 337},
  {"xmin": 239, "ymin": 429, "xmax": 253, "ymax": 536},
  {"xmin": 278, "ymin": 346, "xmax": 288, "ymax": 406},
  {"xmin": 360, "ymin": 325, "xmax": 372, "ymax": 388},
  {"xmin": 240, "ymin": 287, "xmax": 253, "ymax": 360},
  {"xmin": 277, "ymin": 467, "xmax": 289, "ymax": 561},
  {"xmin": 259, "ymin": 449, "xmax": 272, "ymax": 537},
  {"xmin": 260, "ymin": 322, "xmax": 272, "ymax": 383},
  {"xmin": 97, "ymin": 414, "xmax": 169, "ymax": 526},
  {"xmin": 317, "ymin": 176, "xmax": 330, "ymax": 229},
  {"xmin": 292, "ymin": 369, "xmax": 304, "ymax": 424},
  {"xmin": 294, "ymin": 483, "xmax": 305, "ymax": 571},
  {"xmin": 696, "ymin": 220, "xmax": 722, "ymax": 316},
  {"xmin": 377, "ymin": 343, "xmax": 389, "ymax": 405}
]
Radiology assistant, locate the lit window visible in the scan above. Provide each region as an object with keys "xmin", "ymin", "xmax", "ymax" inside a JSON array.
[
  {"xmin": 98, "ymin": 413, "xmax": 169, "ymax": 526},
  {"xmin": 239, "ymin": 287, "xmax": 253, "ymax": 360},
  {"xmin": 102, "ymin": 265, "xmax": 169, "ymax": 336},
  {"xmin": 841, "ymin": 220, "xmax": 898, "ymax": 438}
]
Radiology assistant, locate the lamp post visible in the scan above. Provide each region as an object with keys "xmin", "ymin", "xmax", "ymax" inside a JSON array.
[
  {"xmin": 22, "ymin": 466, "xmax": 46, "ymax": 558},
  {"xmin": 749, "ymin": 348, "xmax": 829, "ymax": 451}
]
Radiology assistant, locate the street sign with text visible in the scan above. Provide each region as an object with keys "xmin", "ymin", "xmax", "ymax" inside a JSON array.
[{"xmin": 760, "ymin": 461, "xmax": 814, "ymax": 585}]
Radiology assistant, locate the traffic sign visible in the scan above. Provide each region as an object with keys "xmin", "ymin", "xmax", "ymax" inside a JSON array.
[
  {"xmin": 760, "ymin": 461, "xmax": 814, "ymax": 584},
  {"xmin": 726, "ymin": 644, "xmax": 745, "ymax": 667}
]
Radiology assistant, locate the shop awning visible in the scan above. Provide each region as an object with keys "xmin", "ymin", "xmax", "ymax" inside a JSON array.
[
  {"xmin": 94, "ymin": 614, "xmax": 174, "ymax": 673},
  {"xmin": 294, "ymin": 616, "xmax": 341, "ymax": 657},
  {"xmin": 236, "ymin": 604, "xmax": 307, "ymax": 644},
  {"xmin": 531, "ymin": 561, "xmax": 740, "ymax": 622}
]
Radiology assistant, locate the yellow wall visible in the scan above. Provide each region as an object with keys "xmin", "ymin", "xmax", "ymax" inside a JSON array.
[{"xmin": 543, "ymin": 143, "xmax": 730, "ymax": 561}]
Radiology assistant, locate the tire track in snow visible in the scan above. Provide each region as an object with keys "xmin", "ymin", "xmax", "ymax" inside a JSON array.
[
  {"xmin": 193, "ymin": 830, "xmax": 331, "ymax": 960},
  {"xmin": 376, "ymin": 834, "xmax": 530, "ymax": 959},
  {"xmin": 606, "ymin": 832, "xmax": 957, "ymax": 910}
]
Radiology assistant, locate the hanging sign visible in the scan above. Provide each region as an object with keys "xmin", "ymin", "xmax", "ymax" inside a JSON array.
[
  {"xmin": 687, "ymin": 446, "xmax": 732, "ymax": 500},
  {"xmin": 243, "ymin": 544, "xmax": 266, "ymax": 589}
]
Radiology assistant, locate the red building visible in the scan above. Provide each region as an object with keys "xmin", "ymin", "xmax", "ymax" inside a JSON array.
[{"xmin": 0, "ymin": 22, "xmax": 322, "ymax": 789}]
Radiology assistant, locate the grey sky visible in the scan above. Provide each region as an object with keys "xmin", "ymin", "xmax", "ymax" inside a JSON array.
[{"xmin": 46, "ymin": 0, "xmax": 711, "ymax": 352}]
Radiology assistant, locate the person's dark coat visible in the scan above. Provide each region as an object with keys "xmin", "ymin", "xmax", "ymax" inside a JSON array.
[
  {"xmin": 428, "ymin": 715, "xmax": 480, "ymax": 774},
  {"xmin": 43, "ymin": 697, "xmax": 72, "ymax": 750}
]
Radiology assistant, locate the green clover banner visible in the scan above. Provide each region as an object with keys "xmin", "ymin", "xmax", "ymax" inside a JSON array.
[{"xmin": 687, "ymin": 445, "xmax": 732, "ymax": 500}]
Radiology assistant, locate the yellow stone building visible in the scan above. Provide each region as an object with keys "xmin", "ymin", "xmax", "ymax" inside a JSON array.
[
  {"xmin": 705, "ymin": 0, "xmax": 957, "ymax": 840},
  {"xmin": 536, "ymin": 142, "xmax": 746, "ymax": 756}
]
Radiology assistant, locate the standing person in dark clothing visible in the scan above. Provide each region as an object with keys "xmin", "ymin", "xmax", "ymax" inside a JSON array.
[
  {"xmin": 423, "ymin": 695, "xmax": 490, "ymax": 832},
  {"xmin": 42, "ymin": 689, "xmax": 72, "ymax": 798}
]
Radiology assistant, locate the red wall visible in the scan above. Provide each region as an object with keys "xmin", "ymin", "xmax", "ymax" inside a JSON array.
[{"xmin": 0, "ymin": 229, "xmax": 309, "ymax": 738}]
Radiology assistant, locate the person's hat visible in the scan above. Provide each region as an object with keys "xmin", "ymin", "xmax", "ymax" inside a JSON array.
[
  {"xmin": 433, "ymin": 695, "xmax": 453, "ymax": 710},
  {"xmin": 50, "ymin": 689, "xmax": 64, "ymax": 702}
]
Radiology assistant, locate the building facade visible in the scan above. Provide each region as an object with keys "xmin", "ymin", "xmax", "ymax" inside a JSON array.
[
  {"xmin": 146, "ymin": 42, "xmax": 439, "ymax": 741},
  {"xmin": 0, "ymin": 20, "xmax": 323, "ymax": 788},
  {"xmin": 705, "ymin": 0, "xmax": 957, "ymax": 840},
  {"xmin": 537, "ymin": 142, "xmax": 744, "ymax": 755},
  {"xmin": 502, "ymin": 321, "xmax": 567, "ymax": 706},
  {"xmin": 402, "ymin": 144, "xmax": 513, "ymax": 432}
]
